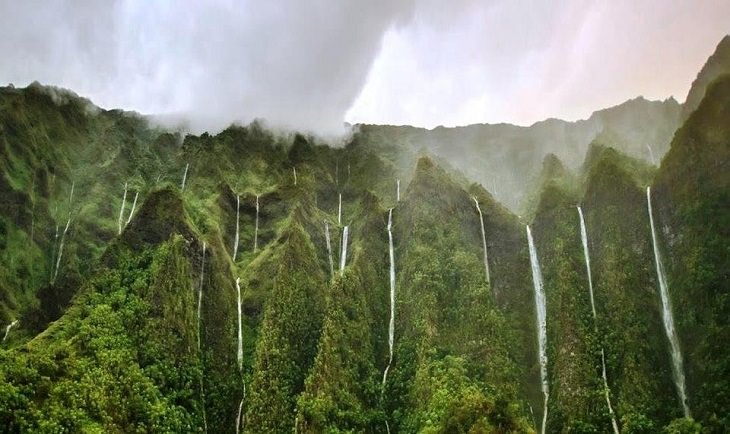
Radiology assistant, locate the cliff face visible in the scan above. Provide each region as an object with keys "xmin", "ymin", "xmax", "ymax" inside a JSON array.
[
  {"xmin": 681, "ymin": 35, "xmax": 730, "ymax": 121},
  {"xmin": 0, "ymin": 59, "xmax": 729, "ymax": 432}
]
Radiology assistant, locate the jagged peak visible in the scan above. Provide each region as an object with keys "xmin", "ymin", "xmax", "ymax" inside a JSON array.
[{"xmin": 681, "ymin": 34, "xmax": 730, "ymax": 120}]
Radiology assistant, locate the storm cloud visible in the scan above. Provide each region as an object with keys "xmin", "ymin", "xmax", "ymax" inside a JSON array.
[{"xmin": 0, "ymin": 0, "xmax": 728, "ymax": 135}]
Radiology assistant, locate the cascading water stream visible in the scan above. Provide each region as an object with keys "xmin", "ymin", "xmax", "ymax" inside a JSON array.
[
  {"xmin": 126, "ymin": 191, "xmax": 139, "ymax": 227},
  {"xmin": 647, "ymin": 187, "xmax": 690, "ymax": 417},
  {"xmin": 473, "ymin": 198, "xmax": 492, "ymax": 289},
  {"xmin": 339, "ymin": 226, "xmax": 349, "ymax": 273},
  {"xmin": 526, "ymin": 225, "xmax": 549, "ymax": 434},
  {"xmin": 181, "ymin": 163, "xmax": 190, "ymax": 191},
  {"xmin": 338, "ymin": 193, "xmax": 342, "ymax": 225},
  {"xmin": 382, "ymin": 209, "xmax": 396, "ymax": 387},
  {"xmin": 577, "ymin": 206, "xmax": 620, "ymax": 434},
  {"xmin": 50, "ymin": 224, "xmax": 59, "ymax": 283},
  {"xmin": 293, "ymin": 167, "xmax": 297, "ymax": 185},
  {"xmin": 118, "ymin": 182, "xmax": 128, "ymax": 235},
  {"xmin": 236, "ymin": 397, "xmax": 244, "ymax": 434},
  {"xmin": 324, "ymin": 221, "xmax": 334, "ymax": 278},
  {"xmin": 647, "ymin": 145, "xmax": 656, "ymax": 166},
  {"xmin": 196, "ymin": 242, "xmax": 208, "ymax": 433},
  {"xmin": 233, "ymin": 195, "xmax": 240, "ymax": 261},
  {"xmin": 2, "ymin": 320, "xmax": 18, "ymax": 343},
  {"xmin": 236, "ymin": 277, "xmax": 243, "ymax": 371},
  {"xmin": 254, "ymin": 194, "xmax": 260, "ymax": 252},
  {"xmin": 396, "ymin": 179, "xmax": 400, "ymax": 202},
  {"xmin": 197, "ymin": 242, "xmax": 206, "ymax": 351},
  {"xmin": 52, "ymin": 216, "xmax": 71, "ymax": 284}
]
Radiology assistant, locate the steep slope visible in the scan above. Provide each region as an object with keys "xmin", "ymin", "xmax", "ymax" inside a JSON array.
[
  {"xmin": 681, "ymin": 35, "xmax": 730, "ymax": 121},
  {"xmin": 386, "ymin": 157, "xmax": 533, "ymax": 433},
  {"xmin": 581, "ymin": 149, "xmax": 679, "ymax": 430},
  {"xmin": 653, "ymin": 73, "xmax": 730, "ymax": 430},
  {"xmin": 0, "ymin": 188, "xmax": 239, "ymax": 432}
]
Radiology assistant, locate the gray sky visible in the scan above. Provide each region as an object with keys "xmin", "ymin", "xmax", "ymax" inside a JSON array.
[{"xmin": 0, "ymin": 0, "xmax": 728, "ymax": 135}]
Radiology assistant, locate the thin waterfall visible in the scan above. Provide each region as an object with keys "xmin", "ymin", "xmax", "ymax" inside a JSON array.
[
  {"xmin": 577, "ymin": 206, "xmax": 620, "ymax": 434},
  {"xmin": 197, "ymin": 241, "xmax": 208, "ymax": 433},
  {"xmin": 338, "ymin": 193, "xmax": 342, "ymax": 225},
  {"xmin": 324, "ymin": 221, "xmax": 334, "ymax": 278},
  {"xmin": 233, "ymin": 195, "xmax": 240, "ymax": 261},
  {"xmin": 118, "ymin": 182, "xmax": 128, "ymax": 235},
  {"xmin": 396, "ymin": 179, "xmax": 400, "ymax": 202},
  {"xmin": 526, "ymin": 225, "xmax": 549, "ymax": 434},
  {"xmin": 126, "ymin": 191, "xmax": 139, "ymax": 226},
  {"xmin": 68, "ymin": 181, "xmax": 75, "ymax": 206},
  {"xmin": 2, "ymin": 320, "xmax": 18, "ymax": 343},
  {"xmin": 293, "ymin": 167, "xmax": 297, "ymax": 185},
  {"xmin": 335, "ymin": 162, "xmax": 339, "ymax": 185},
  {"xmin": 473, "ymin": 198, "xmax": 492, "ymax": 289},
  {"xmin": 253, "ymin": 195, "xmax": 260, "ymax": 252},
  {"xmin": 236, "ymin": 277, "xmax": 243, "ymax": 371},
  {"xmin": 181, "ymin": 163, "xmax": 190, "ymax": 191},
  {"xmin": 236, "ymin": 398, "xmax": 244, "ymax": 434},
  {"xmin": 339, "ymin": 226, "xmax": 349, "ymax": 273},
  {"xmin": 197, "ymin": 242, "xmax": 206, "ymax": 351},
  {"xmin": 382, "ymin": 209, "xmax": 396, "ymax": 387},
  {"xmin": 647, "ymin": 187, "xmax": 690, "ymax": 417},
  {"xmin": 50, "ymin": 224, "xmax": 59, "ymax": 284},
  {"xmin": 647, "ymin": 145, "xmax": 657, "ymax": 166},
  {"xmin": 52, "ymin": 216, "xmax": 71, "ymax": 284}
]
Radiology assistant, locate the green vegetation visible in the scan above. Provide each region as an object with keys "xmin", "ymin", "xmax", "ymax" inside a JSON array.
[{"xmin": 0, "ymin": 66, "xmax": 728, "ymax": 433}]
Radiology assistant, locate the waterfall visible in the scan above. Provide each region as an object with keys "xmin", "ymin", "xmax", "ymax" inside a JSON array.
[
  {"xmin": 335, "ymin": 162, "xmax": 339, "ymax": 185},
  {"xmin": 118, "ymin": 182, "xmax": 128, "ymax": 235},
  {"xmin": 233, "ymin": 195, "xmax": 240, "ymax": 261},
  {"xmin": 382, "ymin": 209, "xmax": 396, "ymax": 387},
  {"xmin": 293, "ymin": 167, "xmax": 297, "ymax": 185},
  {"xmin": 236, "ymin": 398, "xmax": 244, "ymax": 434},
  {"xmin": 181, "ymin": 163, "xmax": 190, "ymax": 191},
  {"xmin": 396, "ymin": 179, "xmax": 400, "ymax": 202},
  {"xmin": 339, "ymin": 226, "xmax": 349, "ymax": 273},
  {"xmin": 197, "ymin": 242, "xmax": 206, "ymax": 351},
  {"xmin": 236, "ymin": 277, "xmax": 243, "ymax": 371},
  {"xmin": 254, "ymin": 194, "xmax": 260, "ymax": 252},
  {"xmin": 577, "ymin": 206, "xmax": 620, "ymax": 434},
  {"xmin": 526, "ymin": 225, "xmax": 549, "ymax": 434},
  {"xmin": 2, "ymin": 320, "xmax": 18, "ymax": 343},
  {"xmin": 647, "ymin": 145, "xmax": 657, "ymax": 166},
  {"xmin": 337, "ymin": 193, "xmax": 342, "ymax": 225},
  {"xmin": 52, "ymin": 216, "xmax": 71, "ymax": 284},
  {"xmin": 126, "ymin": 191, "xmax": 139, "ymax": 226},
  {"xmin": 473, "ymin": 198, "xmax": 492, "ymax": 289},
  {"xmin": 50, "ymin": 224, "xmax": 59, "ymax": 283},
  {"xmin": 647, "ymin": 187, "xmax": 690, "ymax": 417},
  {"xmin": 324, "ymin": 221, "xmax": 334, "ymax": 278},
  {"xmin": 68, "ymin": 181, "xmax": 75, "ymax": 206}
]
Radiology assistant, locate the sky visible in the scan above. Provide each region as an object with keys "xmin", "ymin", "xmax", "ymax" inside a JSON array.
[{"xmin": 0, "ymin": 0, "xmax": 728, "ymax": 135}]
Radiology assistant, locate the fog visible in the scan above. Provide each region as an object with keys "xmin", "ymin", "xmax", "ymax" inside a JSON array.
[{"xmin": 0, "ymin": 0, "xmax": 728, "ymax": 135}]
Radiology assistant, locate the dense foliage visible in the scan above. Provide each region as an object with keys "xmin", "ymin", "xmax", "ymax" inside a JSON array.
[{"xmin": 0, "ymin": 42, "xmax": 729, "ymax": 433}]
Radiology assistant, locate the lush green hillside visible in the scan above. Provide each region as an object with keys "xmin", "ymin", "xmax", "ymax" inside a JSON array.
[{"xmin": 0, "ymin": 70, "xmax": 728, "ymax": 434}]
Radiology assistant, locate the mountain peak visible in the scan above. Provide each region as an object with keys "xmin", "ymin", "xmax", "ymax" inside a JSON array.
[{"xmin": 681, "ymin": 35, "xmax": 730, "ymax": 120}]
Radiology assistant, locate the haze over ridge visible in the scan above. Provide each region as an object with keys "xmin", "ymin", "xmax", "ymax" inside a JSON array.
[{"xmin": 0, "ymin": 0, "xmax": 728, "ymax": 135}]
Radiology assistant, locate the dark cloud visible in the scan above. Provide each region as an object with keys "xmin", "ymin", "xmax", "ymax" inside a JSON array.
[
  {"xmin": 1, "ymin": 0, "xmax": 729, "ymax": 134},
  {"xmin": 0, "ymin": 0, "xmax": 416, "ymax": 135}
]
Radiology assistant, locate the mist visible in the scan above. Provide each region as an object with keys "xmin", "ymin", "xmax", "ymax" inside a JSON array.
[{"xmin": 0, "ymin": 0, "xmax": 728, "ymax": 136}]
